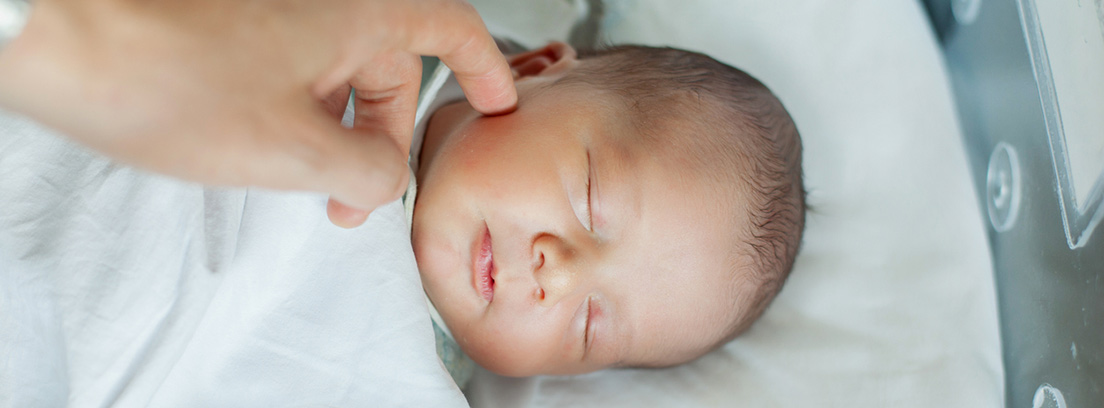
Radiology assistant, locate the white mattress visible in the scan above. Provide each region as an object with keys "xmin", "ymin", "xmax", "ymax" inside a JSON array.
[{"xmin": 464, "ymin": 0, "xmax": 1005, "ymax": 406}]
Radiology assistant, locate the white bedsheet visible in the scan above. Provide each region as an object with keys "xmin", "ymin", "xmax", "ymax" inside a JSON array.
[
  {"xmin": 465, "ymin": 0, "xmax": 1005, "ymax": 406},
  {"xmin": 0, "ymin": 115, "xmax": 464, "ymax": 406}
]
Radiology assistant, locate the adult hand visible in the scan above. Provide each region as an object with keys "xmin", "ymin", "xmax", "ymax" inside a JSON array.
[{"xmin": 0, "ymin": 0, "xmax": 516, "ymax": 228}]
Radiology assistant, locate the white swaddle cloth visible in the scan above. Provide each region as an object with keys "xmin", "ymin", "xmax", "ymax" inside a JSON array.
[{"xmin": 0, "ymin": 73, "xmax": 469, "ymax": 408}]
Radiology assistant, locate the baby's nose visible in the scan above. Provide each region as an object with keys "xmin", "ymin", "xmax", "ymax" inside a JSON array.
[{"xmin": 531, "ymin": 233, "xmax": 582, "ymax": 302}]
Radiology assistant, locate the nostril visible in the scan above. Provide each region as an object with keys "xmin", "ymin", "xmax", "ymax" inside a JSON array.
[{"xmin": 537, "ymin": 288, "xmax": 545, "ymax": 300}]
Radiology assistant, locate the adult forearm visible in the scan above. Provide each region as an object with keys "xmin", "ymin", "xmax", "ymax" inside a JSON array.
[
  {"xmin": 0, "ymin": 0, "xmax": 72, "ymax": 121},
  {"xmin": 0, "ymin": 0, "xmax": 128, "ymax": 138}
]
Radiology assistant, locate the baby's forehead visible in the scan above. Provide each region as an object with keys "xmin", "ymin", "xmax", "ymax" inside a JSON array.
[{"xmin": 620, "ymin": 114, "xmax": 751, "ymax": 198}]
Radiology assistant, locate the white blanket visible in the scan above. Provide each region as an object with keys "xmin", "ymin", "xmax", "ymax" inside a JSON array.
[{"xmin": 0, "ymin": 115, "xmax": 464, "ymax": 406}]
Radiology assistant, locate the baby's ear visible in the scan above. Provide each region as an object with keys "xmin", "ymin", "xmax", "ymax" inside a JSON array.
[{"xmin": 507, "ymin": 42, "xmax": 579, "ymax": 80}]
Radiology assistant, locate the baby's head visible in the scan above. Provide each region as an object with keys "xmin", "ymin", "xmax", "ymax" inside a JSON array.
[{"xmin": 412, "ymin": 42, "xmax": 804, "ymax": 376}]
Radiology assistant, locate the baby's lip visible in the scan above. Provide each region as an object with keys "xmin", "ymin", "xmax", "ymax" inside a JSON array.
[{"xmin": 472, "ymin": 224, "xmax": 495, "ymax": 302}]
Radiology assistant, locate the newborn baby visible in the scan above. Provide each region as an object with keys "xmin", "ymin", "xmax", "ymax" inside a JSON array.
[{"xmin": 411, "ymin": 42, "xmax": 804, "ymax": 378}]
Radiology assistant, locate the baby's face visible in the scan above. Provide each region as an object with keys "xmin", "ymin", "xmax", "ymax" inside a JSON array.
[{"xmin": 412, "ymin": 45, "xmax": 748, "ymax": 376}]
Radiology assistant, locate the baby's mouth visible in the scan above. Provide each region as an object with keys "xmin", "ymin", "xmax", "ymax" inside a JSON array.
[{"xmin": 473, "ymin": 225, "xmax": 495, "ymax": 302}]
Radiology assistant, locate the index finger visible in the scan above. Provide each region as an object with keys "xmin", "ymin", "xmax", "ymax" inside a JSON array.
[{"xmin": 386, "ymin": 0, "xmax": 517, "ymax": 115}]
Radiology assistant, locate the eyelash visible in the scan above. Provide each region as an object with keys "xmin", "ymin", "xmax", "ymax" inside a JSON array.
[
  {"xmin": 583, "ymin": 152, "xmax": 594, "ymax": 231},
  {"xmin": 583, "ymin": 297, "xmax": 592, "ymax": 350},
  {"xmin": 584, "ymin": 182, "xmax": 593, "ymax": 231}
]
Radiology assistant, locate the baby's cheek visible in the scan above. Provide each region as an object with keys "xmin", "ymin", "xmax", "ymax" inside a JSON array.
[{"xmin": 456, "ymin": 315, "xmax": 551, "ymax": 377}]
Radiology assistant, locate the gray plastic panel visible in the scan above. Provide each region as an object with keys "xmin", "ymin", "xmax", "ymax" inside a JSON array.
[{"xmin": 925, "ymin": 0, "xmax": 1104, "ymax": 406}]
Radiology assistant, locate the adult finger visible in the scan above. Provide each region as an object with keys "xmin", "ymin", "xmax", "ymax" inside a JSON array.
[
  {"xmin": 350, "ymin": 50, "xmax": 422, "ymax": 154},
  {"xmin": 327, "ymin": 198, "xmax": 371, "ymax": 229},
  {"xmin": 255, "ymin": 104, "xmax": 410, "ymax": 216},
  {"xmin": 320, "ymin": 124, "xmax": 410, "ymax": 214},
  {"xmin": 387, "ymin": 0, "xmax": 517, "ymax": 115},
  {"xmin": 318, "ymin": 84, "xmax": 368, "ymax": 228},
  {"xmin": 321, "ymin": 84, "xmax": 353, "ymax": 121},
  {"xmin": 322, "ymin": 83, "xmax": 373, "ymax": 228},
  {"xmin": 325, "ymin": 50, "xmax": 421, "ymax": 228}
]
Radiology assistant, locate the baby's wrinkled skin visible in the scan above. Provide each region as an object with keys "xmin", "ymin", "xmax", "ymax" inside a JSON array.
[{"xmin": 412, "ymin": 42, "xmax": 751, "ymax": 376}]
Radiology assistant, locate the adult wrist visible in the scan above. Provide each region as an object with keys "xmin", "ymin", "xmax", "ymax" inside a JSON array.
[
  {"xmin": 0, "ymin": 0, "xmax": 63, "ymax": 116},
  {"xmin": 0, "ymin": 0, "xmax": 31, "ymax": 53},
  {"xmin": 0, "ymin": 0, "xmax": 100, "ymax": 120}
]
